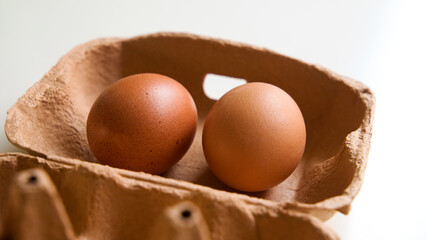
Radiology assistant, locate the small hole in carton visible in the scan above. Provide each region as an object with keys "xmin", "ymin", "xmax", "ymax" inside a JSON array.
[
  {"xmin": 27, "ymin": 175, "xmax": 37, "ymax": 184},
  {"xmin": 181, "ymin": 209, "xmax": 191, "ymax": 219},
  {"xmin": 203, "ymin": 74, "xmax": 247, "ymax": 100}
]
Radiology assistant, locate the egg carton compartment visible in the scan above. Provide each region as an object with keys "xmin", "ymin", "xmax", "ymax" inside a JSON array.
[
  {"xmin": 0, "ymin": 153, "xmax": 338, "ymax": 239},
  {"xmin": 3, "ymin": 33, "xmax": 374, "ymax": 231}
]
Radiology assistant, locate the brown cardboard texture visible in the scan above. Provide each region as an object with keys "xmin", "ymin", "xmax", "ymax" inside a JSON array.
[
  {"xmin": 0, "ymin": 153, "xmax": 339, "ymax": 240},
  {"xmin": 4, "ymin": 33, "xmax": 375, "ymax": 219}
]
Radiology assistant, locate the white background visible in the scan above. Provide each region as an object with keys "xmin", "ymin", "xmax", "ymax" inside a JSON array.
[{"xmin": 1, "ymin": 0, "xmax": 426, "ymax": 239}]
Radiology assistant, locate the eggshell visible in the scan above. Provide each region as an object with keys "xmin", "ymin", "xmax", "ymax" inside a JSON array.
[
  {"xmin": 202, "ymin": 82, "xmax": 306, "ymax": 192},
  {"xmin": 4, "ymin": 33, "xmax": 375, "ymax": 221},
  {"xmin": 86, "ymin": 73, "xmax": 198, "ymax": 174}
]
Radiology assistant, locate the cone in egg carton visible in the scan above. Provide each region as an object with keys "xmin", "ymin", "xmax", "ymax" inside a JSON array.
[
  {"xmin": 2, "ymin": 32, "xmax": 375, "ymax": 239},
  {"xmin": 0, "ymin": 168, "xmax": 210, "ymax": 240},
  {"xmin": 0, "ymin": 168, "xmax": 76, "ymax": 240},
  {"xmin": 0, "ymin": 153, "xmax": 338, "ymax": 239}
]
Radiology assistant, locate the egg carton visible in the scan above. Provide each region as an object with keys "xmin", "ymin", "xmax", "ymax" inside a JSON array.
[{"xmin": 1, "ymin": 32, "xmax": 375, "ymax": 239}]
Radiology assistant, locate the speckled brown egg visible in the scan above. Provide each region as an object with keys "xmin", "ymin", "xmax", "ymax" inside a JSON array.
[
  {"xmin": 86, "ymin": 73, "xmax": 198, "ymax": 174},
  {"xmin": 202, "ymin": 82, "xmax": 306, "ymax": 192}
]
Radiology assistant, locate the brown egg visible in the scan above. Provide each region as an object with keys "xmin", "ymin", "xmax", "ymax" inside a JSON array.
[
  {"xmin": 202, "ymin": 82, "xmax": 306, "ymax": 192},
  {"xmin": 86, "ymin": 73, "xmax": 198, "ymax": 174}
]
